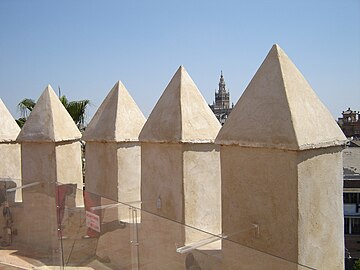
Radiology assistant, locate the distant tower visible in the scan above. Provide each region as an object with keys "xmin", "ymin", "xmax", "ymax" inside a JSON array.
[
  {"xmin": 209, "ymin": 71, "xmax": 233, "ymax": 125},
  {"xmin": 337, "ymin": 107, "xmax": 360, "ymax": 138}
]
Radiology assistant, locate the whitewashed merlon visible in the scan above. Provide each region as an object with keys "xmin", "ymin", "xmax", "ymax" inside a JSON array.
[
  {"xmin": 0, "ymin": 98, "xmax": 20, "ymax": 142},
  {"xmin": 140, "ymin": 66, "xmax": 221, "ymax": 143},
  {"xmin": 0, "ymin": 98, "xmax": 22, "ymax": 202},
  {"xmin": 218, "ymin": 44, "xmax": 346, "ymax": 269},
  {"xmin": 17, "ymin": 85, "xmax": 81, "ymax": 142},
  {"xmin": 83, "ymin": 81, "xmax": 146, "ymax": 142},
  {"xmin": 140, "ymin": 66, "xmax": 222, "ymax": 256},
  {"xmin": 216, "ymin": 44, "xmax": 346, "ymax": 150}
]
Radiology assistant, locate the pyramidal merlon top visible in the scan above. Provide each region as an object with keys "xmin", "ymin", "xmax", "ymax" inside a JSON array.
[
  {"xmin": 216, "ymin": 44, "xmax": 346, "ymax": 150},
  {"xmin": 82, "ymin": 81, "xmax": 146, "ymax": 142},
  {"xmin": 0, "ymin": 98, "xmax": 21, "ymax": 142},
  {"xmin": 17, "ymin": 85, "xmax": 82, "ymax": 142},
  {"xmin": 139, "ymin": 66, "xmax": 221, "ymax": 143}
]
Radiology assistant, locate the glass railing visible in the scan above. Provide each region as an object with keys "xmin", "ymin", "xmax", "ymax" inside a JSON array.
[
  {"xmin": 0, "ymin": 179, "xmax": 316, "ymax": 269},
  {"xmin": 0, "ymin": 179, "xmax": 63, "ymax": 269}
]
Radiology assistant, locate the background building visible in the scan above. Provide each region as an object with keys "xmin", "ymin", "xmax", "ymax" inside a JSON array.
[
  {"xmin": 340, "ymin": 108, "xmax": 360, "ymax": 267},
  {"xmin": 209, "ymin": 72, "xmax": 233, "ymax": 125},
  {"xmin": 344, "ymin": 139, "xmax": 360, "ymax": 261},
  {"xmin": 338, "ymin": 108, "xmax": 360, "ymax": 138}
]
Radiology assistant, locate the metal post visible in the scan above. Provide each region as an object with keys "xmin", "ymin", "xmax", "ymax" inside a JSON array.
[{"xmin": 130, "ymin": 207, "xmax": 140, "ymax": 270}]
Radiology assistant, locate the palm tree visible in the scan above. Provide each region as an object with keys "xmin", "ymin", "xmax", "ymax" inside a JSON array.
[
  {"xmin": 16, "ymin": 98, "xmax": 36, "ymax": 128},
  {"xmin": 17, "ymin": 94, "xmax": 90, "ymax": 130},
  {"xmin": 59, "ymin": 95, "xmax": 90, "ymax": 130}
]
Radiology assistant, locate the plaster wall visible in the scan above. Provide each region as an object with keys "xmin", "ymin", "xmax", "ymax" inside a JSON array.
[
  {"xmin": 85, "ymin": 142, "xmax": 141, "ymax": 223},
  {"xmin": 139, "ymin": 144, "xmax": 185, "ymax": 269},
  {"xmin": 56, "ymin": 141, "xmax": 83, "ymax": 206},
  {"xmin": 85, "ymin": 142, "xmax": 141, "ymax": 200},
  {"xmin": 141, "ymin": 142, "xmax": 183, "ymax": 222},
  {"xmin": 0, "ymin": 143, "xmax": 21, "ymax": 202},
  {"xmin": 183, "ymin": 144, "xmax": 221, "ymax": 247},
  {"xmin": 297, "ymin": 147, "xmax": 344, "ymax": 269},
  {"xmin": 85, "ymin": 142, "xmax": 118, "ymax": 200},
  {"xmin": 95, "ymin": 199, "xmax": 133, "ymax": 268},
  {"xmin": 220, "ymin": 145, "xmax": 298, "ymax": 262},
  {"xmin": 56, "ymin": 141, "xmax": 82, "ymax": 185},
  {"xmin": 18, "ymin": 185, "xmax": 59, "ymax": 255},
  {"xmin": 21, "ymin": 143, "xmax": 56, "ymax": 184},
  {"xmin": 219, "ymin": 240, "xmax": 300, "ymax": 270},
  {"xmin": 141, "ymin": 142, "xmax": 222, "ymax": 267},
  {"xmin": 116, "ymin": 142, "xmax": 141, "ymax": 220},
  {"xmin": 138, "ymin": 209, "xmax": 186, "ymax": 270},
  {"xmin": 18, "ymin": 143, "xmax": 59, "ymax": 254}
]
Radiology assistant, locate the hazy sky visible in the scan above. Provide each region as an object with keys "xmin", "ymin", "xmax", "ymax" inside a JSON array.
[{"xmin": 0, "ymin": 0, "xmax": 359, "ymax": 122}]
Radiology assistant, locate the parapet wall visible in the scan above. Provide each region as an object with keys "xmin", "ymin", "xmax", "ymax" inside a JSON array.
[{"xmin": 0, "ymin": 44, "xmax": 347, "ymax": 269}]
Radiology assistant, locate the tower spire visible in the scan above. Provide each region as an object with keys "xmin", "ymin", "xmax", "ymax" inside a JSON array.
[
  {"xmin": 209, "ymin": 71, "xmax": 233, "ymax": 125},
  {"xmin": 219, "ymin": 71, "xmax": 226, "ymax": 93}
]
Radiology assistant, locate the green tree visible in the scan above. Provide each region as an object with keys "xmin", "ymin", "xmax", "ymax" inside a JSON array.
[
  {"xmin": 58, "ymin": 95, "xmax": 90, "ymax": 130},
  {"xmin": 354, "ymin": 259, "xmax": 360, "ymax": 270},
  {"xmin": 17, "ymin": 95, "xmax": 90, "ymax": 130},
  {"xmin": 16, "ymin": 98, "xmax": 36, "ymax": 128}
]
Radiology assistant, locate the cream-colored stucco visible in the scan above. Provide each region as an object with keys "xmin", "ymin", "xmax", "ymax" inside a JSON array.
[
  {"xmin": 15, "ymin": 85, "xmax": 83, "ymax": 255},
  {"xmin": 83, "ymin": 83, "xmax": 143, "ymax": 223},
  {"xmin": 141, "ymin": 142, "xmax": 222, "ymax": 252},
  {"xmin": 139, "ymin": 66, "xmax": 221, "ymax": 143},
  {"xmin": 0, "ymin": 98, "xmax": 21, "ymax": 142},
  {"xmin": 216, "ymin": 44, "xmax": 346, "ymax": 150},
  {"xmin": 18, "ymin": 184, "xmax": 59, "ymax": 256},
  {"xmin": 221, "ymin": 146, "xmax": 299, "ymax": 262},
  {"xmin": 140, "ymin": 67, "xmax": 222, "ymax": 258},
  {"xmin": 297, "ymin": 147, "xmax": 344, "ymax": 269},
  {"xmin": 21, "ymin": 143, "xmax": 56, "ymax": 184},
  {"xmin": 116, "ymin": 143, "xmax": 141, "ymax": 205},
  {"xmin": 0, "ymin": 99, "xmax": 22, "ymax": 202},
  {"xmin": 0, "ymin": 144, "xmax": 21, "ymax": 181},
  {"xmin": 56, "ymin": 141, "xmax": 83, "ymax": 206},
  {"xmin": 141, "ymin": 142, "xmax": 184, "ymax": 222},
  {"xmin": 19, "ymin": 143, "xmax": 58, "ymax": 252},
  {"xmin": 56, "ymin": 142, "xmax": 82, "ymax": 185},
  {"xmin": 183, "ymin": 144, "xmax": 221, "ymax": 248},
  {"xmin": 85, "ymin": 142, "xmax": 118, "ymax": 199},
  {"xmin": 18, "ymin": 141, "xmax": 83, "ymax": 253},
  {"xmin": 220, "ymin": 145, "xmax": 344, "ymax": 269},
  {"xmin": 85, "ymin": 142, "xmax": 141, "ymax": 205},
  {"xmin": 82, "ymin": 81, "xmax": 146, "ymax": 142},
  {"xmin": 17, "ymin": 85, "xmax": 81, "ymax": 142},
  {"xmin": 0, "ymin": 144, "xmax": 22, "ymax": 202},
  {"xmin": 217, "ymin": 44, "xmax": 345, "ymax": 269}
]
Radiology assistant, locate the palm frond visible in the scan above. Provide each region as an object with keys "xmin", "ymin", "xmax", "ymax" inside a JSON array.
[
  {"xmin": 17, "ymin": 98, "xmax": 35, "ymax": 118},
  {"xmin": 15, "ymin": 117, "xmax": 27, "ymax": 128},
  {"xmin": 59, "ymin": 95, "xmax": 69, "ymax": 108},
  {"xmin": 16, "ymin": 94, "xmax": 90, "ymax": 131},
  {"xmin": 66, "ymin": 99, "xmax": 90, "ymax": 128}
]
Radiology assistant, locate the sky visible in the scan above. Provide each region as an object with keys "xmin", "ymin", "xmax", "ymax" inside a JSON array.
[{"xmin": 0, "ymin": 0, "xmax": 359, "ymax": 123}]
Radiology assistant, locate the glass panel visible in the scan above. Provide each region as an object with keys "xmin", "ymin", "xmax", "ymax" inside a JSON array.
[
  {"xmin": 58, "ymin": 187, "xmax": 133, "ymax": 269},
  {"xmin": 58, "ymin": 187, "xmax": 315, "ymax": 270},
  {"xmin": 0, "ymin": 177, "xmax": 23, "ymax": 203},
  {"xmin": 133, "ymin": 203, "xmax": 315, "ymax": 270},
  {"xmin": 0, "ymin": 179, "xmax": 63, "ymax": 269},
  {"xmin": 0, "ymin": 182, "xmax": 316, "ymax": 269}
]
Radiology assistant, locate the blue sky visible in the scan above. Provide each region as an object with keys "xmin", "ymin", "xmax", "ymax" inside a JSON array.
[{"xmin": 0, "ymin": 0, "xmax": 359, "ymax": 122}]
